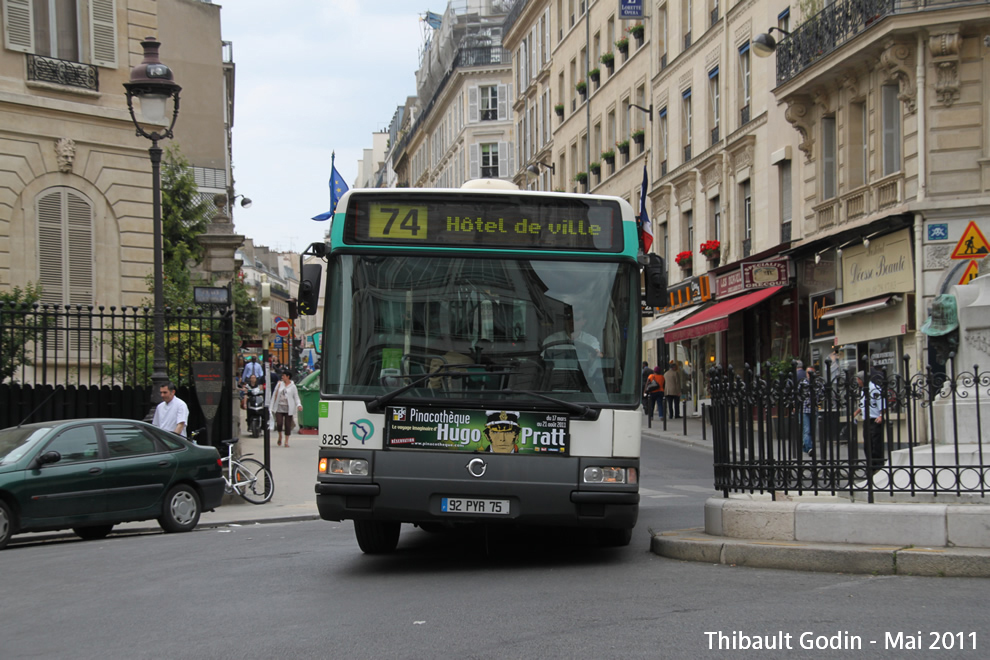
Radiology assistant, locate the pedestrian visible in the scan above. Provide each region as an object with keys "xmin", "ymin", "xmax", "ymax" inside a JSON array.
[
  {"xmin": 269, "ymin": 358, "xmax": 281, "ymax": 389},
  {"xmin": 856, "ymin": 370, "xmax": 885, "ymax": 473},
  {"xmin": 152, "ymin": 381, "xmax": 189, "ymax": 438},
  {"xmin": 644, "ymin": 366, "xmax": 665, "ymax": 421},
  {"xmin": 270, "ymin": 369, "xmax": 302, "ymax": 447},
  {"xmin": 240, "ymin": 355, "xmax": 262, "ymax": 386},
  {"xmin": 664, "ymin": 360, "xmax": 682, "ymax": 419},
  {"xmin": 641, "ymin": 361, "xmax": 652, "ymax": 393}
]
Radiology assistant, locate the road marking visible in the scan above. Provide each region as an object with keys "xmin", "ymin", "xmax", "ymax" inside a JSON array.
[
  {"xmin": 669, "ymin": 484, "xmax": 719, "ymax": 493},
  {"xmin": 639, "ymin": 487, "xmax": 686, "ymax": 499}
]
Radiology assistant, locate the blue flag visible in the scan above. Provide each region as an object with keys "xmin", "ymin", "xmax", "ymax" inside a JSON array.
[{"xmin": 312, "ymin": 152, "xmax": 349, "ymax": 221}]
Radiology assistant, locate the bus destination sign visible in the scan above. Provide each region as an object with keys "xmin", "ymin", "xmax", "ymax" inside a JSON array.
[{"xmin": 346, "ymin": 193, "xmax": 623, "ymax": 252}]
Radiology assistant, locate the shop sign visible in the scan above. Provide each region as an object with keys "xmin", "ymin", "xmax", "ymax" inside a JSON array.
[
  {"xmin": 663, "ymin": 274, "xmax": 711, "ymax": 311},
  {"xmin": 385, "ymin": 407, "xmax": 569, "ymax": 455},
  {"xmin": 715, "ymin": 257, "xmax": 790, "ymax": 297},
  {"xmin": 743, "ymin": 258, "xmax": 789, "ymax": 289},
  {"xmin": 841, "ymin": 229, "xmax": 914, "ymax": 303},
  {"xmin": 810, "ymin": 291, "xmax": 836, "ymax": 340}
]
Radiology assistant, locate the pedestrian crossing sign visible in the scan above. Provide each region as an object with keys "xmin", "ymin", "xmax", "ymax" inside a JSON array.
[
  {"xmin": 959, "ymin": 260, "xmax": 981, "ymax": 285},
  {"xmin": 950, "ymin": 221, "xmax": 989, "ymax": 260}
]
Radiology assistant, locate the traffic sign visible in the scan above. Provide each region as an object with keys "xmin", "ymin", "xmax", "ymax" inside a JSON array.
[
  {"xmin": 951, "ymin": 221, "xmax": 989, "ymax": 260},
  {"xmin": 959, "ymin": 260, "xmax": 981, "ymax": 285},
  {"xmin": 275, "ymin": 319, "xmax": 291, "ymax": 338}
]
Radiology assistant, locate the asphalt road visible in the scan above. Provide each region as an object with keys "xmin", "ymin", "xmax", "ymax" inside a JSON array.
[{"xmin": 2, "ymin": 438, "xmax": 985, "ymax": 659}]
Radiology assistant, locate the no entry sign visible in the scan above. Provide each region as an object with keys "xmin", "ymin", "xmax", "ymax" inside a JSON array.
[{"xmin": 275, "ymin": 319, "xmax": 291, "ymax": 337}]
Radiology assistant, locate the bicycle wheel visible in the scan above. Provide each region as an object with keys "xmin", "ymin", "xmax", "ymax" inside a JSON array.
[{"xmin": 238, "ymin": 460, "xmax": 274, "ymax": 505}]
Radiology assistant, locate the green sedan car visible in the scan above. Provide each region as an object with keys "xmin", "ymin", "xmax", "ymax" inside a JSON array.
[{"xmin": 0, "ymin": 419, "xmax": 225, "ymax": 549}]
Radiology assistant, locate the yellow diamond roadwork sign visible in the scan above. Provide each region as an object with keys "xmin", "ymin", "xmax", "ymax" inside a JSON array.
[
  {"xmin": 959, "ymin": 260, "xmax": 981, "ymax": 285},
  {"xmin": 950, "ymin": 221, "xmax": 990, "ymax": 260}
]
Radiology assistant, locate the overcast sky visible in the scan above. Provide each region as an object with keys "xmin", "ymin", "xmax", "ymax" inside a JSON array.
[{"xmin": 218, "ymin": 1, "xmax": 427, "ymax": 252}]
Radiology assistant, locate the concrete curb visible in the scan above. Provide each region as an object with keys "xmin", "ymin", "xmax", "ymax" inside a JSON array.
[{"xmin": 651, "ymin": 528, "xmax": 990, "ymax": 577}]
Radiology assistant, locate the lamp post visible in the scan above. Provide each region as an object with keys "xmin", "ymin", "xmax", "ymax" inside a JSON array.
[{"xmin": 124, "ymin": 37, "xmax": 182, "ymax": 418}]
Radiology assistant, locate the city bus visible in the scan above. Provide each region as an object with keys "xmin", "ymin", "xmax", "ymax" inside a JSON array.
[{"xmin": 298, "ymin": 180, "xmax": 644, "ymax": 553}]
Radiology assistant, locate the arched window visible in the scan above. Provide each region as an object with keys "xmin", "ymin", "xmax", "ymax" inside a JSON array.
[{"xmin": 36, "ymin": 187, "xmax": 94, "ymax": 306}]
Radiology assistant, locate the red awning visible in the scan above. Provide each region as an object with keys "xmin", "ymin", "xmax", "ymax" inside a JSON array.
[{"xmin": 664, "ymin": 286, "xmax": 784, "ymax": 343}]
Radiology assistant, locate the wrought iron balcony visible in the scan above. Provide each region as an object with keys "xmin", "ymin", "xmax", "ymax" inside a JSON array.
[
  {"xmin": 661, "ymin": 160, "xmax": 668, "ymax": 176},
  {"xmin": 455, "ymin": 46, "xmax": 510, "ymax": 68},
  {"xmin": 27, "ymin": 54, "xmax": 98, "ymax": 91},
  {"xmin": 711, "ymin": 126, "xmax": 719, "ymax": 145},
  {"xmin": 773, "ymin": 0, "xmax": 990, "ymax": 86},
  {"xmin": 740, "ymin": 104, "xmax": 750, "ymax": 126},
  {"xmin": 684, "ymin": 32, "xmax": 692, "ymax": 50},
  {"xmin": 683, "ymin": 144, "xmax": 692, "ymax": 162}
]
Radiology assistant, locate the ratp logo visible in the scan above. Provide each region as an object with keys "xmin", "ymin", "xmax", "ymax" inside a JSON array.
[
  {"xmin": 350, "ymin": 419, "xmax": 374, "ymax": 444},
  {"xmin": 392, "ymin": 407, "xmax": 407, "ymax": 422}
]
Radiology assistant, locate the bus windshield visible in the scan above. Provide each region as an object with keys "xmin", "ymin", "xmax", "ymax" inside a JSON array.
[{"xmin": 322, "ymin": 253, "xmax": 640, "ymax": 407}]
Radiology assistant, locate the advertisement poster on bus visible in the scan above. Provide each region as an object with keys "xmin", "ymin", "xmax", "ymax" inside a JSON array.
[{"xmin": 385, "ymin": 407, "xmax": 569, "ymax": 455}]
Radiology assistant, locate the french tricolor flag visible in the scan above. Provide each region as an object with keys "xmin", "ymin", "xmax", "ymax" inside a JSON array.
[{"xmin": 639, "ymin": 165, "xmax": 653, "ymax": 252}]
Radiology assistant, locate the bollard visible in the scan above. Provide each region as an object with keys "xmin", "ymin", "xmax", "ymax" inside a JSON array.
[
  {"xmin": 702, "ymin": 403, "xmax": 707, "ymax": 441},
  {"xmin": 683, "ymin": 404, "xmax": 688, "ymax": 435}
]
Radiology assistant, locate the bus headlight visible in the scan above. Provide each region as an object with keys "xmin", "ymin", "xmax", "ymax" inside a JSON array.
[
  {"xmin": 583, "ymin": 466, "xmax": 636, "ymax": 484},
  {"xmin": 319, "ymin": 458, "xmax": 369, "ymax": 476}
]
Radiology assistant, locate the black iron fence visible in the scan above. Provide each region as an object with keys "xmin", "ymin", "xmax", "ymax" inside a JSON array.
[
  {"xmin": 776, "ymin": 0, "xmax": 990, "ymax": 86},
  {"xmin": 710, "ymin": 357, "xmax": 989, "ymax": 502},
  {"xmin": 0, "ymin": 303, "xmax": 234, "ymax": 444}
]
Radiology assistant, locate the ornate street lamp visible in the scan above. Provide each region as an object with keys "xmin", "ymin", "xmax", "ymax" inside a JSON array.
[{"xmin": 123, "ymin": 37, "xmax": 181, "ymax": 417}]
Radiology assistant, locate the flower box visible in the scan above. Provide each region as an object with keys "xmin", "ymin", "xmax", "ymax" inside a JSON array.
[
  {"xmin": 600, "ymin": 52, "xmax": 615, "ymax": 70},
  {"xmin": 574, "ymin": 171, "xmax": 588, "ymax": 184},
  {"xmin": 701, "ymin": 240, "xmax": 721, "ymax": 260},
  {"xmin": 601, "ymin": 150, "xmax": 615, "ymax": 164},
  {"xmin": 575, "ymin": 80, "xmax": 587, "ymax": 96},
  {"xmin": 616, "ymin": 140, "xmax": 630, "ymax": 155},
  {"xmin": 554, "ymin": 103, "xmax": 564, "ymax": 117},
  {"xmin": 589, "ymin": 161, "xmax": 601, "ymax": 175},
  {"xmin": 629, "ymin": 24, "xmax": 644, "ymax": 46},
  {"xmin": 615, "ymin": 37, "xmax": 629, "ymax": 54},
  {"xmin": 589, "ymin": 68, "xmax": 600, "ymax": 83},
  {"xmin": 675, "ymin": 251, "xmax": 693, "ymax": 268},
  {"xmin": 631, "ymin": 129, "xmax": 645, "ymax": 145}
]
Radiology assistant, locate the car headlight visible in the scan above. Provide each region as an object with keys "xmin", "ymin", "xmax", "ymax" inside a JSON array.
[
  {"xmin": 583, "ymin": 466, "xmax": 637, "ymax": 484},
  {"xmin": 319, "ymin": 458, "xmax": 369, "ymax": 476}
]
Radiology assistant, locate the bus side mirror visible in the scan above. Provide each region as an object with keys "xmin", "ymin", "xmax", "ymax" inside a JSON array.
[
  {"xmin": 643, "ymin": 254, "xmax": 668, "ymax": 308},
  {"xmin": 297, "ymin": 263, "xmax": 323, "ymax": 316}
]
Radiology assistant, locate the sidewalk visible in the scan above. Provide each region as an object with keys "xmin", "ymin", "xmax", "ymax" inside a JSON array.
[{"xmin": 640, "ymin": 409, "xmax": 990, "ymax": 577}]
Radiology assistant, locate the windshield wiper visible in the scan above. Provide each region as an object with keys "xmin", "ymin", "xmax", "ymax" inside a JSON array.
[
  {"xmin": 365, "ymin": 365, "xmax": 512, "ymax": 413},
  {"xmin": 497, "ymin": 388, "xmax": 598, "ymax": 421}
]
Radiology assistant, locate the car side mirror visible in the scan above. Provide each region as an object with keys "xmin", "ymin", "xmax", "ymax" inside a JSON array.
[{"xmin": 31, "ymin": 450, "xmax": 61, "ymax": 469}]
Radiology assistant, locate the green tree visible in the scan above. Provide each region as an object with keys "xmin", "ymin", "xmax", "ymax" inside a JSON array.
[
  {"xmin": 231, "ymin": 271, "xmax": 258, "ymax": 343},
  {"xmin": 0, "ymin": 282, "xmax": 43, "ymax": 383},
  {"xmin": 161, "ymin": 144, "xmax": 211, "ymax": 296}
]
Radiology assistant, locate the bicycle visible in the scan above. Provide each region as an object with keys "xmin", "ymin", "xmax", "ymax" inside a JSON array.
[{"xmin": 220, "ymin": 438, "xmax": 275, "ymax": 505}]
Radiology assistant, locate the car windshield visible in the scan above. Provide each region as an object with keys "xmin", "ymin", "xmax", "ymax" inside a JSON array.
[
  {"xmin": 322, "ymin": 254, "xmax": 640, "ymax": 406},
  {"xmin": 0, "ymin": 426, "xmax": 56, "ymax": 465}
]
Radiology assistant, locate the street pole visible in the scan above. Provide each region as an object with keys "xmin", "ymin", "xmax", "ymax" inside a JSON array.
[
  {"xmin": 263, "ymin": 332, "xmax": 271, "ymax": 472},
  {"xmin": 148, "ymin": 137, "xmax": 167, "ymax": 418}
]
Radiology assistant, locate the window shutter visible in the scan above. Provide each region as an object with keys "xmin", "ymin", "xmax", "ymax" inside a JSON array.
[
  {"xmin": 507, "ymin": 141, "xmax": 515, "ymax": 178},
  {"xmin": 882, "ymin": 85, "xmax": 900, "ymax": 176},
  {"xmin": 544, "ymin": 8, "xmax": 551, "ymax": 60},
  {"xmin": 468, "ymin": 86, "xmax": 479, "ymax": 123},
  {"xmin": 497, "ymin": 84, "xmax": 508, "ymax": 121},
  {"xmin": 469, "ymin": 144, "xmax": 480, "ymax": 179},
  {"xmin": 66, "ymin": 191, "xmax": 94, "ymax": 304},
  {"xmin": 531, "ymin": 27, "xmax": 539, "ymax": 78},
  {"xmin": 498, "ymin": 141, "xmax": 508, "ymax": 178},
  {"xmin": 37, "ymin": 191, "xmax": 64, "ymax": 304},
  {"xmin": 780, "ymin": 161, "xmax": 792, "ymax": 223},
  {"xmin": 89, "ymin": 0, "xmax": 118, "ymax": 68},
  {"xmin": 3, "ymin": 0, "xmax": 34, "ymax": 53}
]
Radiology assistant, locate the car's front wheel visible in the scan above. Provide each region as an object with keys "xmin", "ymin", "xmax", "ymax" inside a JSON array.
[
  {"xmin": 0, "ymin": 501, "xmax": 13, "ymax": 550},
  {"xmin": 354, "ymin": 520, "xmax": 400, "ymax": 554},
  {"xmin": 73, "ymin": 525, "xmax": 114, "ymax": 540},
  {"xmin": 158, "ymin": 484, "xmax": 202, "ymax": 533}
]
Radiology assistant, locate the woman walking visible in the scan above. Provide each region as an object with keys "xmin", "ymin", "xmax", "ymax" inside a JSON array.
[{"xmin": 270, "ymin": 369, "xmax": 303, "ymax": 447}]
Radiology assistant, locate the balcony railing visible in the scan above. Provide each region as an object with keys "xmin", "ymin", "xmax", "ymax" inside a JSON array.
[
  {"xmin": 684, "ymin": 32, "xmax": 692, "ymax": 50},
  {"xmin": 740, "ymin": 104, "xmax": 750, "ymax": 126},
  {"xmin": 711, "ymin": 126, "xmax": 719, "ymax": 145},
  {"xmin": 661, "ymin": 160, "xmax": 668, "ymax": 176},
  {"xmin": 683, "ymin": 144, "xmax": 692, "ymax": 162},
  {"xmin": 774, "ymin": 0, "xmax": 990, "ymax": 86},
  {"xmin": 26, "ymin": 54, "xmax": 98, "ymax": 91}
]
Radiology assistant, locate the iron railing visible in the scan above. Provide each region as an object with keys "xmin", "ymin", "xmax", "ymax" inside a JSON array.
[
  {"xmin": 710, "ymin": 357, "xmax": 990, "ymax": 502},
  {"xmin": 0, "ymin": 303, "xmax": 234, "ymax": 439},
  {"xmin": 26, "ymin": 54, "xmax": 98, "ymax": 91},
  {"xmin": 774, "ymin": 0, "xmax": 990, "ymax": 86}
]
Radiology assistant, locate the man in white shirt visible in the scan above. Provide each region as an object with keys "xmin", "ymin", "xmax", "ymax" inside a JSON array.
[{"xmin": 153, "ymin": 382, "xmax": 189, "ymax": 437}]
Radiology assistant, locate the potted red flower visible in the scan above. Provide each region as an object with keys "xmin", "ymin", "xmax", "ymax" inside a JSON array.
[
  {"xmin": 701, "ymin": 240, "xmax": 721, "ymax": 261},
  {"xmin": 675, "ymin": 251, "xmax": 693, "ymax": 269}
]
